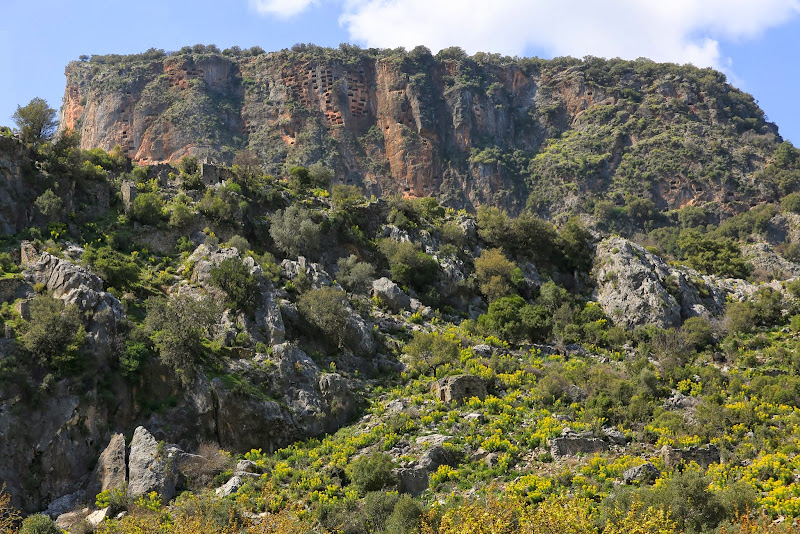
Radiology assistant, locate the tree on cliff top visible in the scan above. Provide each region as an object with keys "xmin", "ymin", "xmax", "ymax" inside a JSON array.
[{"xmin": 13, "ymin": 97, "xmax": 57, "ymax": 146}]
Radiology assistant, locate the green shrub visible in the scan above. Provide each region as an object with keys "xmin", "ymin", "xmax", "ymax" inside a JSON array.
[
  {"xmin": 678, "ymin": 230, "xmax": 751, "ymax": 279},
  {"xmin": 378, "ymin": 239, "xmax": 438, "ymax": 291},
  {"xmin": 640, "ymin": 469, "xmax": 726, "ymax": 533},
  {"xmin": 782, "ymin": 193, "xmax": 800, "ymax": 213},
  {"xmin": 475, "ymin": 248, "xmax": 521, "ymax": 301},
  {"xmin": 364, "ymin": 491, "xmax": 399, "ymax": 532},
  {"xmin": 180, "ymin": 155, "xmax": 198, "ymax": 175},
  {"xmin": 478, "ymin": 295, "xmax": 551, "ymax": 343},
  {"xmin": 145, "ymin": 294, "xmax": 220, "ymax": 385},
  {"xmin": 347, "ymin": 452, "xmax": 396, "ymax": 495},
  {"xmin": 131, "ymin": 192, "xmax": 164, "ymax": 225},
  {"xmin": 476, "ymin": 205, "xmax": 510, "ymax": 248},
  {"xmin": 682, "ymin": 316, "xmax": 714, "ymax": 351},
  {"xmin": 210, "ymin": 257, "xmax": 259, "ymax": 312},
  {"xmin": 336, "ymin": 255, "xmax": 375, "ymax": 294},
  {"xmin": 297, "ymin": 287, "xmax": 353, "ymax": 349},
  {"xmin": 168, "ymin": 202, "xmax": 194, "ymax": 228},
  {"xmin": 678, "ymin": 205, "xmax": 708, "ymax": 228},
  {"xmin": 403, "ymin": 331, "xmax": 461, "ymax": 376},
  {"xmin": 385, "ymin": 495, "xmax": 423, "ymax": 534},
  {"xmin": 21, "ymin": 294, "xmax": 86, "ymax": 374},
  {"xmin": 331, "ymin": 184, "xmax": 364, "ymax": 211},
  {"xmin": 269, "ymin": 205, "xmax": 322, "ymax": 258},
  {"xmin": 0, "ymin": 252, "xmax": 18, "ymax": 274},
  {"xmin": 34, "ymin": 189, "xmax": 63, "ymax": 219},
  {"xmin": 82, "ymin": 246, "xmax": 140, "ymax": 290},
  {"xmin": 19, "ymin": 514, "xmax": 61, "ymax": 534},
  {"xmin": 440, "ymin": 221, "xmax": 466, "ymax": 247},
  {"xmin": 197, "ymin": 187, "xmax": 240, "ymax": 225},
  {"xmin": 225, "ymin": 235, "xmax": 250, "ymax": 253}
]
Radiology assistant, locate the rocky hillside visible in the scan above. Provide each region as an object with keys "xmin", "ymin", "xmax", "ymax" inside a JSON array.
[
  {"xmin": 4, "ymin": 49, "xmax": 800, "ymax": 532},
  {"xmin": 60, "ymin": 45, "xmax": 784, "ymax": 216}
]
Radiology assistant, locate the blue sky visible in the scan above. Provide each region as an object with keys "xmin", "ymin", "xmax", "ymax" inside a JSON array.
[{"xmin": 2, "ymin": 0, "xmax": 800, "ymax": 143}]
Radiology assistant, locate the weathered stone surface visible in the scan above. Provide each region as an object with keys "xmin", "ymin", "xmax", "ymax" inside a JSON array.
[
  {"xmin": 0, "ymin": 277, "xmax": 25, "ymax": 304},
  {"xmin": 550, "ymin": 429, "xmax": 610, "ymax": 458},
  {"xmin": 371, "ymin": 277, "xmax": 410, "ymax": 311},
  {"xmin": 602, "ymin": 428, "xmax": 628, "ymax": 446},
  {"xmin": 281, "ymin": 257, "xmax": 338, "ymax": 289},
  {"xmin": 235, "ymin": 459, "xmax": 258, "ymax": 475},
  {"xmin": 742, "ymin": 242, "xmax": 800, "ymax": 279},
  {"xmin": 45, "ymin": 490, "xmax": 86, "ymax": 518},
  {"xmin": 418, "ymin": 446, "xmax": 459, "ymax": 472},
  {"xmin": 431, "ymin": 375, "xmax": 487, "ymax": 405},
  {"xmin": 86, "ymin": 433, "xmax": 126, "ymax": 500},
  {"xmin": 623, "ymin": 462, "xmax": 661, "ymax": 485},
  {"xmin": 55, "ymin": 508, "xmax": 89, "ymax": 530},
  {"xmin": 660, "ymin": 444, "xmax": 720, "ymax": 469},
  {"xmin": 471, "ymin": 344, "xmax": 494, "ymax": 358},
  {"xmin": 318, "ymin": 373, "xmax": 357, "ymax": 428},
  {"xmin": 23, "ymin": 251, "xmax": 125, "ymax": 351},
  {"xmin": 215, "ymin": 476, "xmax": 243, "ymax": 497},
  {"xmin": 127, "ymin": 427, "xmax": 180, "ymax": 501},
  {"xmin": 594, "ymin": 237, "xmax": 682, "ymax": 328},
  {"xmin": 87, "ymin": 507, "xmax": 109, "ymax": 527},
  {"xmin": 593, "ymin": 236, "xmax": 781, "ymax": 328},
  {"xmin": 396, "ymin": 467, "xmax": 429, "ymax": 496}
]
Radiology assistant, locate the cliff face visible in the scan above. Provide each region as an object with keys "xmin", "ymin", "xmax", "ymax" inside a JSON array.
[{"xmin": 60, "ymin": 47, "xmax": 781, "ymax": 214}]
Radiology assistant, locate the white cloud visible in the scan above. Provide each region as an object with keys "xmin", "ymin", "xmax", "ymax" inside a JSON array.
[
  {"xmin": 336, "ymin": 0, "xmax": 800, "ymax": 68},
  {"xmin": 249, "ymin": 0, "xmax": 318, "ymax": 18}
]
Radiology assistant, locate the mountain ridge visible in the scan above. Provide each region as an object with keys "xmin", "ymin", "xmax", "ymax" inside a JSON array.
[{"xmin": 59, "ymin": 45, "xmax": 782, "ymax": 216}]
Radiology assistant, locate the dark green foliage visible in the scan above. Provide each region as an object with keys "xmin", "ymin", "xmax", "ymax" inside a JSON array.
[
  {"xmin": 724, "ymin": 287, "xmax": 784, "ymax": 335},
  {"xmin": 682, "ymin": 316, "xmax": 714, "ymax": 351},
  {"xmin": 21, "ymin": 294, "xmax": 86, "ymax": 374},
  {"xmin": 474, "ymin": 248, "xmax": 521, "ymax": 301},
  {"xmin": 478, "ymin": 295, "xmax": 550, "ymax": 343},
  {"xmin": 269, "ymin": 205, "xmax": 322, "ymax": 258},
  {"xmin": 131, "ymin": 192, "xmax": 164, "ymax": 225},
  {"xmin": 476, "ymin": 206, "xmax": 511, "ymax": 249},
  {"xmin": 378, "ymin": 239, "xmax": 438, "ymax": 291},
  {"xmin": 331, "ymin": 184, "xmax": 365, "ymax": 211},
  {"xmin": 145, "ymin": 295, "xmax": 220, "ymax": 385},
  {"xmin": 678, "ymin": 205, "xmax": 708, "ymax": 228},
  {"xmin": 82, "ymin": 246, "xmax": 140, "ymax": 290},
  {"xmin": 625, "ymin": 197, "xmax": 659, "ymax": 229},
  {"xmin": 83, "ymin": 147, "xmax": 125, "ymax": 171},
  {"xmin": 297, "ymin": 287, "xmax": 353, "ymax": 349},
  {"xmin": 678, "ymin": 231, "xmax": 751, "ymax": 279},
  {"xmin": 639, "ymin": 470, "xmax": 730, "ymax": 533},
  {"xmin": 364, "ymin": 491, "xmax": 399, "ymax": 532},
  {"xmin": 197, "ymin": 185, "xmax": 242, "ymax": 225},
  {"xmin": 19, "ymin": 514, "xmax": 61, "ymax": 534},
  {"xmin": 403, "ymin": 331, "xmax": 461, "ymax": 375},
  {"xmin": 385, "ymin": 495, "xmax": 423, "ymax": 534},
  {"xmin": 210, "ymin": 257, "xmax": 259, "ymax": 312},
  {"xmin": 287, "ymin": 164, "xmax": 331, "ymax": 192},
  {"xmin": 13, "ymin": 97, "xmax": 57, "ymax": 146},
  {"xmin": 557, "ymin": 217, "xmax": 593, "ymax": 272},
  {"xmin": 715, "ymin": 204, "xmax": 778, "ymax": 240},
  {"xmin": 180, "ymin": 156, "xmax": 199, "ymax": 175},
  {"xmin": 120, "ymin": 332, "xmax": 152, "ymax": 378},
  {"xmin": 347, "ymin": 452, "xmax": 396, "ymax": 495},
  {"xmin": 225, "ymin": 235, "xmax": 250, "ymax": 253},
  {"xmin": 781, "ymin": 193, "xmax": 800, "ymax": 214},
  {"xmin": 336, "ymin": 255, "xmax": 375, "ymax": 294},
  {"xmin": 0, "ymin": 253, "xmax": 18, "ymax": 274},
  {"xmin": 34, "ymin": 189, "xmax": 63, "ymax": 219}
]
